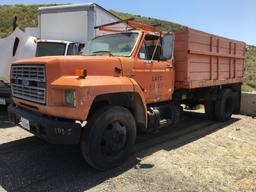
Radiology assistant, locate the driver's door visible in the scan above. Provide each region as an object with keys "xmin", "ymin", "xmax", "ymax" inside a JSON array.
[{"xmin": 133, "ymin": 33, "xmax": 175, "ymax": 104}]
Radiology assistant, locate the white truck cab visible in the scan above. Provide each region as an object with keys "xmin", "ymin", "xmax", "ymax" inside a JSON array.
[{"xmin": 36, "ymin": 39, "xmax": 84, "ymax": 57}]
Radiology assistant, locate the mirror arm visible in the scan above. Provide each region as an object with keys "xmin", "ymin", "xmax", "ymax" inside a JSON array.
[
  {"xmin": 159, "ymin": 32, "xmax": 162, "ymax": 62},
  {"xmin": 150, "ymin": 37, "xmax": 160, "ymax": 62}
]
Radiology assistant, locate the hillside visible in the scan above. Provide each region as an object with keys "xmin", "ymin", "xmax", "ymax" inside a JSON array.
[
  {"xmin": 0, "ymin": 5, "xmax": 183, "ymax": 37},
  {"xmin": 109, "ymin": 10, "xmax": 183, "ymax": 32},
  {"xmin": 244, "ymin": 45, "xmax": 256, "ymax": 91},
  {"xmin": 0, "ymin": 5, "xmax": 41, "ymax": 38},
  {"xmin": 0, "ymin": 5, "xmax": 255, "ymax": 91}
]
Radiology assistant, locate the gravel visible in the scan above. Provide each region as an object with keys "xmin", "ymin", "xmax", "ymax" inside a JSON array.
[{"xmin": 0, "ymin": 110, "xmax": 255, "ymax": 192}]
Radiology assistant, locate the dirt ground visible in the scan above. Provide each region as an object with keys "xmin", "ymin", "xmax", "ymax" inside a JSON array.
[{"xmin": 0, "ymin": 108, "xmax": 256, "ymax": 192}]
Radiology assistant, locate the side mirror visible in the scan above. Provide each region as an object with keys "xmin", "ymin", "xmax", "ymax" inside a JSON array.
[{"xmin": 161, "ymin": 33, "xmax": 174, "ymax": 60}]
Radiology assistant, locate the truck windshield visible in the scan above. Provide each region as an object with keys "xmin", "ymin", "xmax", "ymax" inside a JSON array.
[
  {"xmin": 83, "ymin": 32, "xmax": 139, "ymax": 57},
  {"xmin": 36, "ymin": 42, "xmax": 66, "ymax": 57}
]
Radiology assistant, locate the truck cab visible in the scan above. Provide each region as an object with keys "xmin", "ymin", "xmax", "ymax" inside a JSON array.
[
  {"xmin": 8, "ymin": 20, "xmax": 245, "ymax": 170},
  {"xmin": 36, "ymin": 40, "xmax": 85, "ymax": 57},
  {"xmin": 9, "ymin": 29, "xmax": 175, "ymax": 169},
  {"xmin": 83, "ymin": 30, "xmax": 175, "ymax": 103}
]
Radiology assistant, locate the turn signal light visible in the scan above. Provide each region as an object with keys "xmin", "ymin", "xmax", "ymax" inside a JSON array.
[{"xmin": 76, "ymin": 69, "xmax": 87, "ymax": 79}]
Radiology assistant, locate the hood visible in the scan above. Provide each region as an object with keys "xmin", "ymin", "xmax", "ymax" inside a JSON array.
[{"xmin": 14, "ymin": 55, "xmax": 124, "ymax": 83}]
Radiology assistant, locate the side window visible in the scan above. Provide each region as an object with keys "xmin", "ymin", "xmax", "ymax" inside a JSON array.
[
  {"xmin": 67, "ymin": 43, "xmax": 75, "ymax": 55},
  {"xmin": 161, "ymin": 34, "xmax": 174, "ymax": 60},
  {"xmin": 139, "ymin": 34, "xmax": 162, "ymax": 61},
  {"xmin": 138, "ymin": 43, "xmax": 148, "ymax": 60},
  {"xmin": 78, "ymin": 44, "xmax": 85, "ymax": 54}
]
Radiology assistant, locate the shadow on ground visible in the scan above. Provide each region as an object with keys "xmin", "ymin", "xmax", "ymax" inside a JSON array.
[{"xmin": 0, "ymin": 111, "xmax": 240, "ymax": 192}]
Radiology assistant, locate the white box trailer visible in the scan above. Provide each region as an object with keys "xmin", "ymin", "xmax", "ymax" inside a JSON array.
[{"xmin": 36, "ymin": 3, "xmax": 122, "ymax": 43}]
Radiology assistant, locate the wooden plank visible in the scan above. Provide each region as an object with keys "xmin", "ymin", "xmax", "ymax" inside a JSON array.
[
  {"xmin": 188, "ymin": 50, "xmax": 245, "ymax": 59},
  {"xmin": 217, "ymin": 39, "xmax": 220, "ymax": 80},
  {"xmin": 175, "ymin": 78, "xmax": 244, "ymax": 89},
  {"xmin": 210, "ymin": 36, "xmax": 213, "ymax": 80},
  {"xmin": 234, "ymin": 43, "xmax": 237, "ymax": 78},
  {"xmin": 229, "ymin": 42, "xmax": 232, "ymax": 78},
  {"xmin": 174, "ymin": 27, "xmax": 245, "ymax": 89}
]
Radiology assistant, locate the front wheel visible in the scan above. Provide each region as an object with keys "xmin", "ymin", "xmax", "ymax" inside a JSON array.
[{"xmin": 81, "ymin": 106, "xmax": 136, "ymax": 170}]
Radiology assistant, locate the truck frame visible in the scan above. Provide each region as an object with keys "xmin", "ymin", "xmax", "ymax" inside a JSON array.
[{"xmin": 8, "ymin": 19, "xmax": 246, "ymax": 170}]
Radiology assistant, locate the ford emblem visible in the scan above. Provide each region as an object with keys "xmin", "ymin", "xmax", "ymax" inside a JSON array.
[{"xmin": 22, "ymin": 80, "xmax": 30, "ymax": 86}]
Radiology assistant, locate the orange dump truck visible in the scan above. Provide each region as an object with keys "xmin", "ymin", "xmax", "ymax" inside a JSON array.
[{"xmin": 8, "ymin": 20, "xmax": 246, "ymax": 170}]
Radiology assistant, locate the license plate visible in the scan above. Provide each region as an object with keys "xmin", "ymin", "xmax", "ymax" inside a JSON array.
[
  {"xmin": 20, "ymin": 117, "xmax": 30, "ymax": 131},
  {"xmin": 0, "ymin": 98, "xmax": 6, "ymax": 105}
]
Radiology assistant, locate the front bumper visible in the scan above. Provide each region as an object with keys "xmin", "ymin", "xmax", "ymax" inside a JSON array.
[
  {"xmin": 8, "ymin": 104, "xmax": 82, "ymax": 144},
  {"xmin": 0, "ymin": 96, "xmax": 11, "ymax": 106}
]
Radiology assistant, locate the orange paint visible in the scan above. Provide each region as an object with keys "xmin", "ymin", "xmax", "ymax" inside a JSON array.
[{"xmin": 11, "ymin": 26, "xmax": 245, "ymax": 127}]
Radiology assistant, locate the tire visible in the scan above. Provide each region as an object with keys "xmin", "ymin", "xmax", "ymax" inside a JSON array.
[
  {"xmin": 215, "ymin": 89, "xmax": 234, "ymax": 122},
  {"xmin": 81, "ymin": 106, "xmax": 136, "ymax": 170},
  {"xmin": 0, "ymin": 106, "xmax": 4, "ymax": 111},
  {"xmin": 232, "ymin": 91, "xmax": 241, "ymax": 114},
  {"xmin": 169, "ymin": 104, "xmax": 180, "ymax": 126},
  {"xmin": 204, "ymin": 100, "xmax": 216, "ymax": 120}
]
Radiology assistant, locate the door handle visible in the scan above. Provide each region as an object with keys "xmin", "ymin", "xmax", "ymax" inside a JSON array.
[{"xmin": 144, "ymin": 61, "xmax": 153, "ymax": 64}]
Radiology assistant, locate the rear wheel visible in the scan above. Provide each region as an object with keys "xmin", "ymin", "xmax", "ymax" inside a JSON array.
[
  {"xmin": 81, "ymin": 106, "xmax": 136, "ymax": 170},
  {"xmin": 232, "ymin": 91, "xmax": 241, "ymax": 114},
  {"xmin": 215, "ymin": 89, "xmax": 234, "ymax": 122},
  {"xmin": 204, "ymin": 100, "xmax": 216, "ymax": 120}
]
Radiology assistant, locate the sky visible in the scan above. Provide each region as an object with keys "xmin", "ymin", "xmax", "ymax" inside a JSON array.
[{"xmin": 1, "ymin": 0, "xmax": 256, "ymax": 45}]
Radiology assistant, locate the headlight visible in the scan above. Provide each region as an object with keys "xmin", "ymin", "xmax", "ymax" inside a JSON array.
[{"xmin": 64, "ymin": 89, "xmax": 76, "ymax": 107}]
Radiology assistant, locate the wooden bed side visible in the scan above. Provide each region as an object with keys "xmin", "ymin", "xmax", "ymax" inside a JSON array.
[{"xmin": 174, "ymin": 27, "xmax": 246, "ymax": 89}]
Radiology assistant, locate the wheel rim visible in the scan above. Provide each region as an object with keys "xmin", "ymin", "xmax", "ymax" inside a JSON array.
[{"xmin": 100, "ymin": 121, "xmax": 127, "ymax": 157}]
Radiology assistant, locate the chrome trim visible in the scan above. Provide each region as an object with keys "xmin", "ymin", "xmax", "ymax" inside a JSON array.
[{"xmin": 11, "ymin": 64, "xmax": 46, "ymax": 104}]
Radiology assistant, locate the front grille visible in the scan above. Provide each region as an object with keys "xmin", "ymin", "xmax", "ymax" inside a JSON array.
[
  {"xmin": 11, "ymin": 64, "xmax": 45, "ymax": 82},
  {"xmin": 11, "ymin": 64, "xmax": 46, "ymax": 104}
]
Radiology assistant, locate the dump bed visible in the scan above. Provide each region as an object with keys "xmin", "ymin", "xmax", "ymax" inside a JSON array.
[{"xmin": 174, "ymin": 27, "xmax": 246, "ymax": 89}]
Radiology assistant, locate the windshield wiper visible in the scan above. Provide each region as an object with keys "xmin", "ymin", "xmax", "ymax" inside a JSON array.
[{"xmin": 92, "ymin": 51, "xmax": 113, "ymax": 56}]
